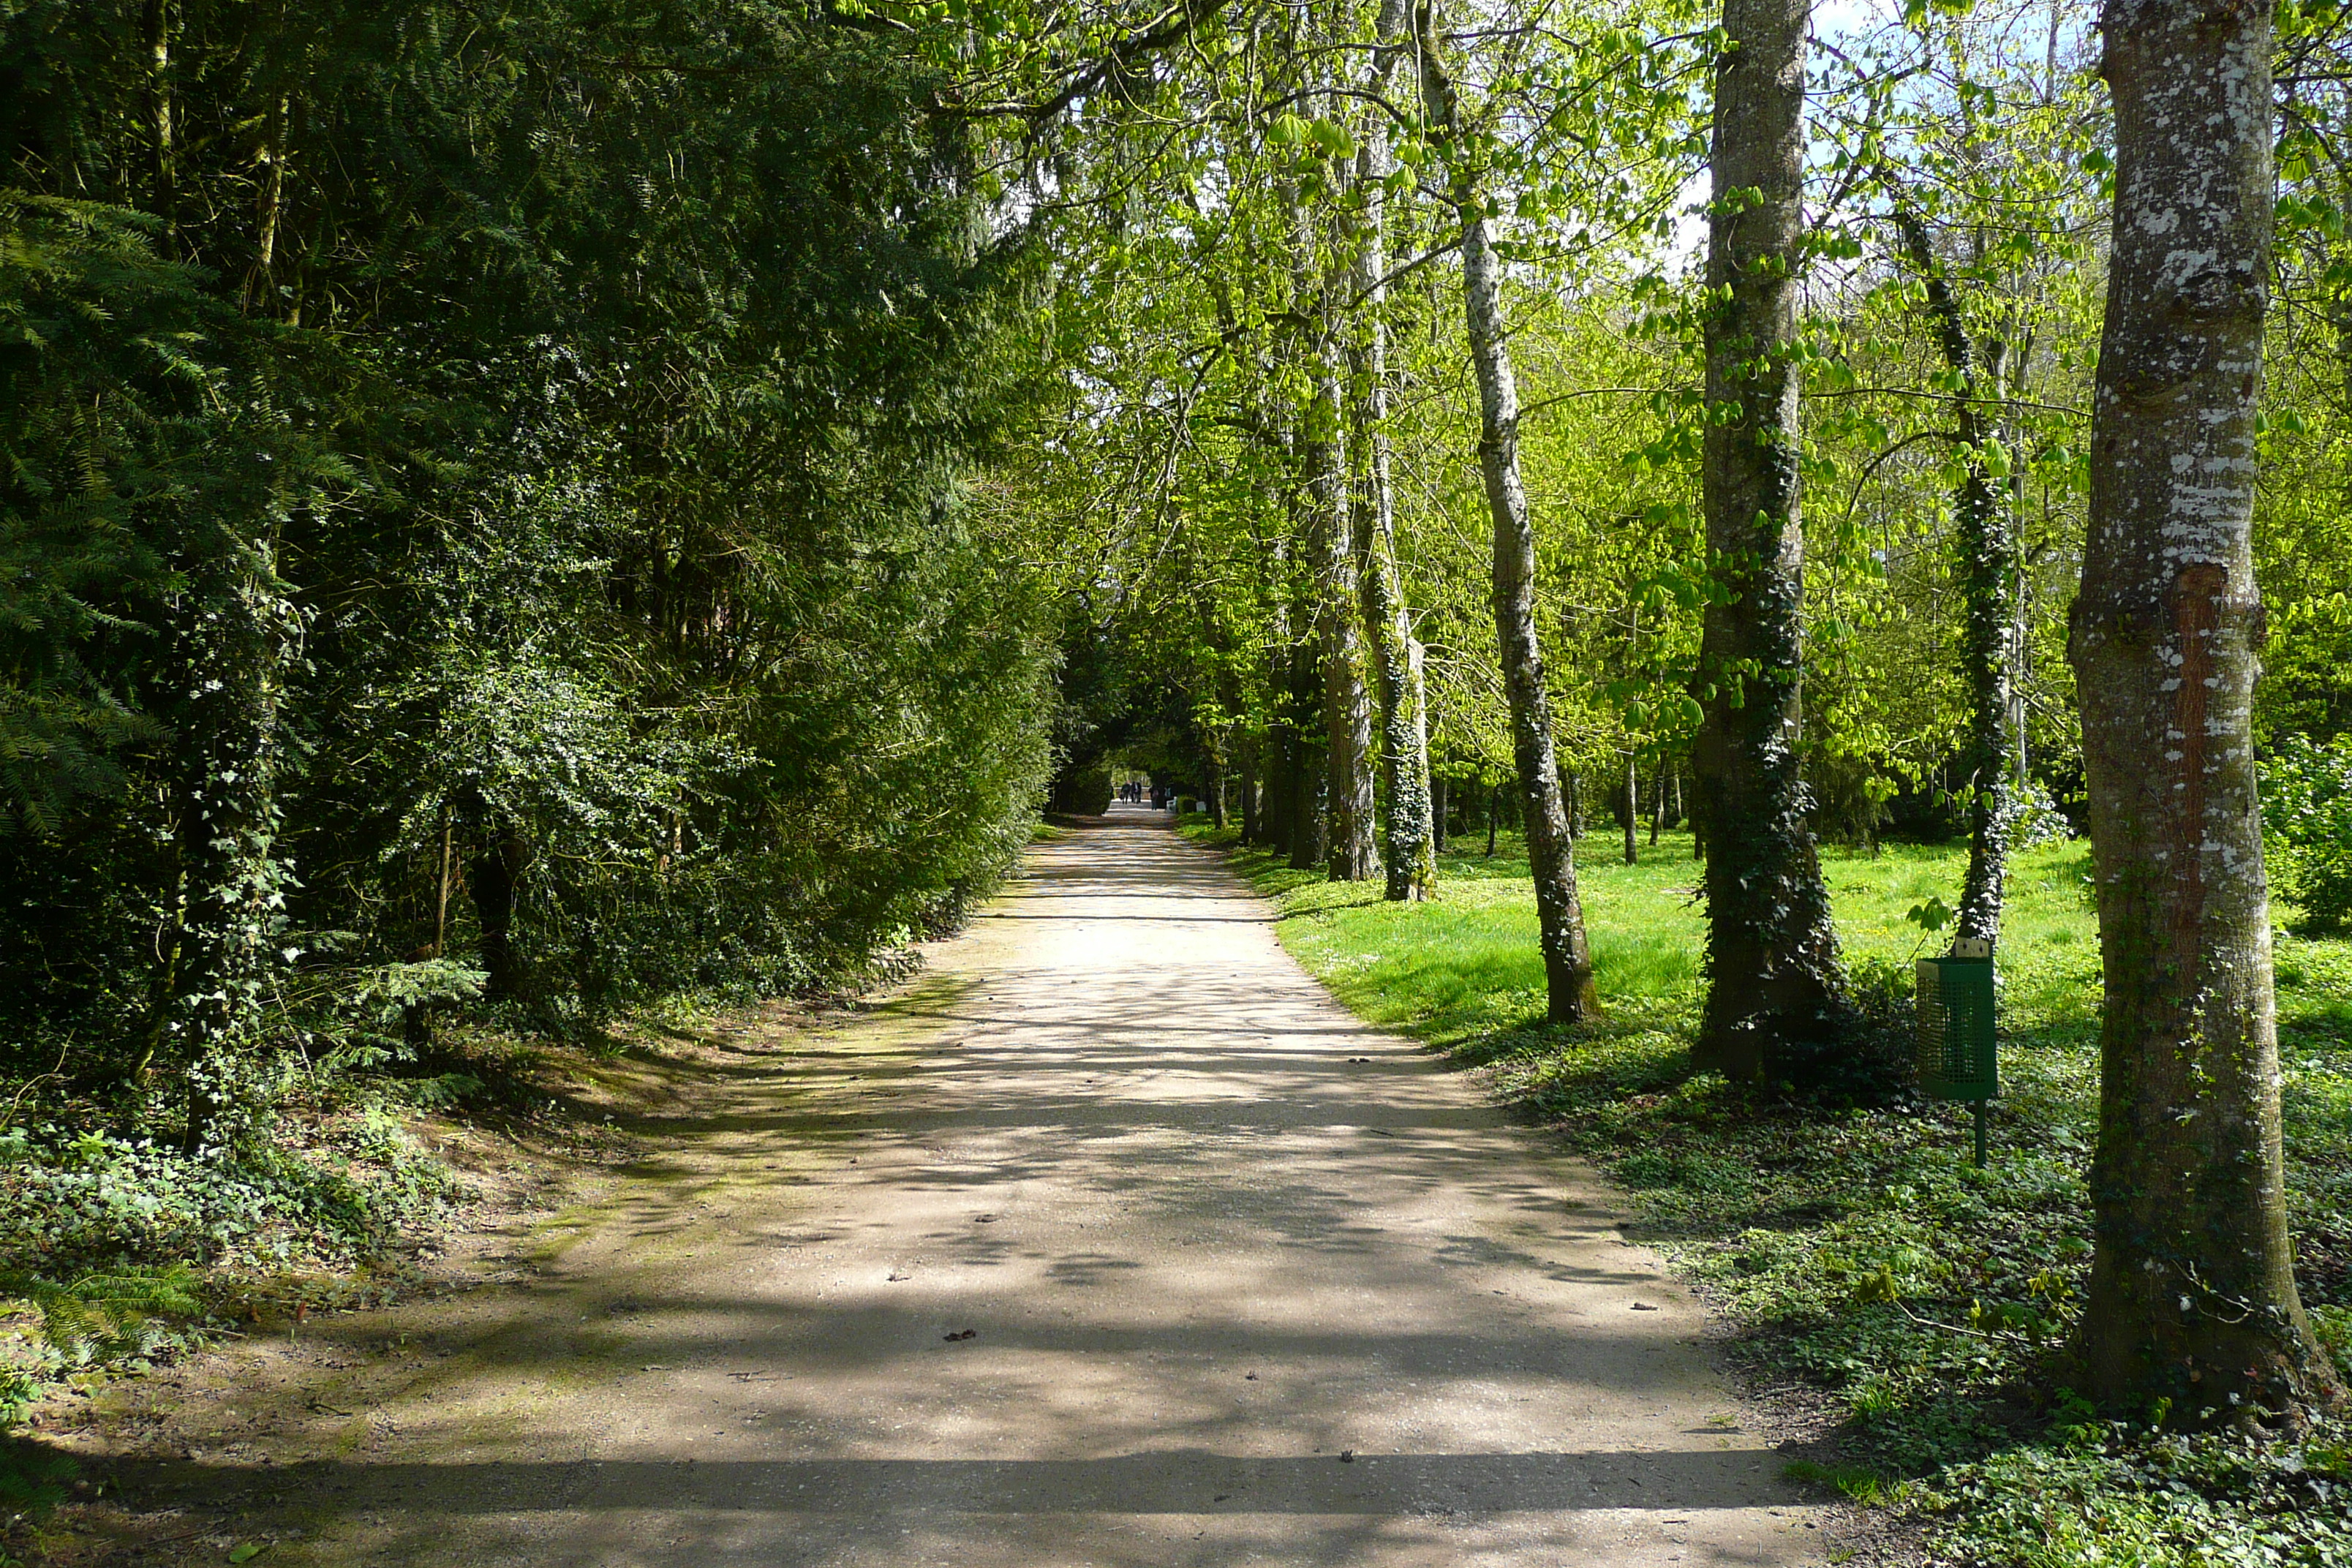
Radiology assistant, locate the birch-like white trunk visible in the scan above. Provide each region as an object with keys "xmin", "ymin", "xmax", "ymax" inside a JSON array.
[
  {"xmin": 1287, "ymin": 178, "xmax": 1379, "ymax": 883},
  {"xmin": 1417, "ymin": 0, "xmax": 1595, "ymax": 1019},
  {"xmin": 1354, "ymin": 0, "xmax": 1436, "ymax": 901}
]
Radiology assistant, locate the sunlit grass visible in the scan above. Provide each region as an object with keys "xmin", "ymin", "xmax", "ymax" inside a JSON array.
[
  {"xmin": 1220, "ymin": 827, "xmax": 2117, "ymax": 1036},
  {"xmin": 1185, "ymin": 815, "xmax": 2352, "ymax": 1560}
]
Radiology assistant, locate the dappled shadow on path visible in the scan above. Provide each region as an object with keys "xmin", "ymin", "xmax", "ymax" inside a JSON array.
[
  {"xmin": 53, "ymin": 809, "xmax": 1812, "ymax": 1567},
  {"xmin": 118, "ymin": 1445, "xmax": 1786, "ymax": 1513}
]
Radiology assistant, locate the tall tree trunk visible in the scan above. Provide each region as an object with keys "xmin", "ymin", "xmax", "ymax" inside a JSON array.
[
  {"xmin": 143, "ymin": 0, "xmax": 176, "ymax": 232},
  {"xmin": 1298, "ymin": 285, "xmax": 1383, "ymax": 883},
  {"xmin": 1286, "ymin": 173, "xmax": 1379, "ymax": 883},
  {"xmin": 1262, "ymin": 539, "xmax": 1297, "ymax": 857},
  {"xmin": 1624, "ymin": 752, "xmax": 1640, "ymax": 865},
  {"xmin": 1268, "ymin": 727, "xmax": 1298, "ymax": 854},
  {"xmin": 1432, "ymin": 770, "xmax": 1448, "ymax": 851},
  {"xmin": 1292, "ymin": 732, "xmax": 1328, "ymax": 870},
  {"xmin": 171, "ymin": 521, "xmax": 296, "ymax": 1148},
  {"xmin": 1313, "ymin": 339, "xmax": 1376, "ymax": 882},
  {"xmin": 2072, "ymin": 0, "xmax": 2337, "ymax": 1424},
  {"xmin": 1651, "ymin": 755, "xmax": 1668, "ymax": 845},
  {"xmin": 1895, "ymin": 212, "xmax": 2022, "ymax": 949},
  {"xmin": 1351, "ymin": 0, "xmax": 1435, "ymax": 902},
  {"xmin": 1690, "ymin": 0, "xmax": 1844, "ymax": 1080},
  {"xmin": 1240, "ymin": 740, "xmax": 1262, "ymax": 845},
  {"xmin": 1419, "ymin": 2, "xmax": 1596, "ymax": 1021},
  {"xmin": 1288, "ymin": 558, "xmax": 1330, "ymax": 872}
]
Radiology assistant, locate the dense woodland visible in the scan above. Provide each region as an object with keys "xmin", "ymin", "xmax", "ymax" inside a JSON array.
[{"xmin": 4, "ymin": 0, "xmax": 2352, "ymax": 1554}]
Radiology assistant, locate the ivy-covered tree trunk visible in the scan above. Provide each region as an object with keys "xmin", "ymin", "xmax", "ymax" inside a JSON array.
[
  {"xmin": 1690, "ymin": 0, "xmax": 1845, "ymax": 1080},
  {"xmin": 2072, "ymin": 0, "xmax": 2339, "ymax": 1425},
  {"xmin": 1352, "ymin": 0, "xmax": 1435, "ymax": 902},
  {"xmin": 1896, "ymin": 213, "xmax": 2021, "ymax": 948},
  {"xmin": 170, "ymin": 519, "xmax": 297, "ymax": 1149},
  {"xmin": 1419, "ymin": 1, "xmax": 1596, "ymax": 1021}
]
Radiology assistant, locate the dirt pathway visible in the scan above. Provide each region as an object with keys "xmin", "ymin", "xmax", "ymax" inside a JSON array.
[{"xmin": 62, "ymin": 805, "xmax": 1831, "ymax": 1567}]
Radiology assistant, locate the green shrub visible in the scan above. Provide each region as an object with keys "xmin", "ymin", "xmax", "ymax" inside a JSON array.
[{"xmin": 2264, "ymin": 736, "xmax": 2352, "ymax": 932}]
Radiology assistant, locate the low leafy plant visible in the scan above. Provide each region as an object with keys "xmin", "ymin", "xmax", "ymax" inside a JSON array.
[
  {"xmin": 0, "ymin": 1436, "xmax": 74, "ymax": 1529},
  {"xmin": 0, "ymin": 1104, "xmax": 464, "ymax": 1416},
  {"xmin": 2264, "ymin": 736, "xmax": 2352, "ymax": 932}
]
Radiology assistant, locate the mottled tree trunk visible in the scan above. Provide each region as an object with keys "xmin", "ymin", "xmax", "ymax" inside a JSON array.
[
  {"xmin": 1419, "ymin": 2, "xmax": 1596, "ymax": 1021},
  {"xmin": 1895, "ymin": 213, "xmax": 2021, "ymax": 949},
  {"xmin": 2072, "ymin": 0, "xmax": 2338, "ymax": 1425},
  {"xmin": 1262, "ymin": 539, "xmax": 1297, "ymax": 857},
  {"xmin": 1690, "ymin": 0, "xmax": 1845, "ymax": 1079},
  {"xmin": 1285, "ymin": 208, "xmax": 1378, "ymax": 883},
  {"xmin": 143, "ymin": 0, "xmax": 176, "ymax": 233},
  {"xmin": 1313, "ymin": 344, "xmax": 1376, "ymax": 882},
  {"xmin": 1352, "ymin": 0, "xmax": 1436, "ymax": 902},
  {"xmin": 1282, "ymin": 165, "xmax": 1378, "ymax": 884}
]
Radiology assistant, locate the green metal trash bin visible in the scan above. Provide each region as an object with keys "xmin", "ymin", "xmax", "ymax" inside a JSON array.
[
  {"xmin": 1917, "ymin": 938, "xmax": 1997, "ymax": 1162},
  {"xmin": 1916, "ymin": 946, "xmax": 1997, "ymax": 1100}
]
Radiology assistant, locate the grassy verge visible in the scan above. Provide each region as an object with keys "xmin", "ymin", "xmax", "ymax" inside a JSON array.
[{"xmin": 1186, "ymin": 818, "xmax": 2352, "ymax": 1566}]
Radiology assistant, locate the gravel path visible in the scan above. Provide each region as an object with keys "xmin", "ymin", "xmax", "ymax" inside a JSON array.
[{"xmin": 83, "ymin": 804, "xmax": 1832, "ymax": 1567}]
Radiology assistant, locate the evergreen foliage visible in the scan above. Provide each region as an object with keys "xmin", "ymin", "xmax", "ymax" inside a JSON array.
[{"xmin": 0, "ymin": 1, "xmax": 1056, "ymax": 1117}]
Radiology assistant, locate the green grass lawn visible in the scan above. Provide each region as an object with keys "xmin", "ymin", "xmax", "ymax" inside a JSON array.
[{"xmin": 1188, "ymin": 818, "xmax": 2352, "ymax": 1566}]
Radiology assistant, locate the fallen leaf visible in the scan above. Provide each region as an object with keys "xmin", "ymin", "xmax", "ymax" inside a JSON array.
[{"xmin": 227, "ymin": 1545, "xmax": 268, "ymax": 1564}]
